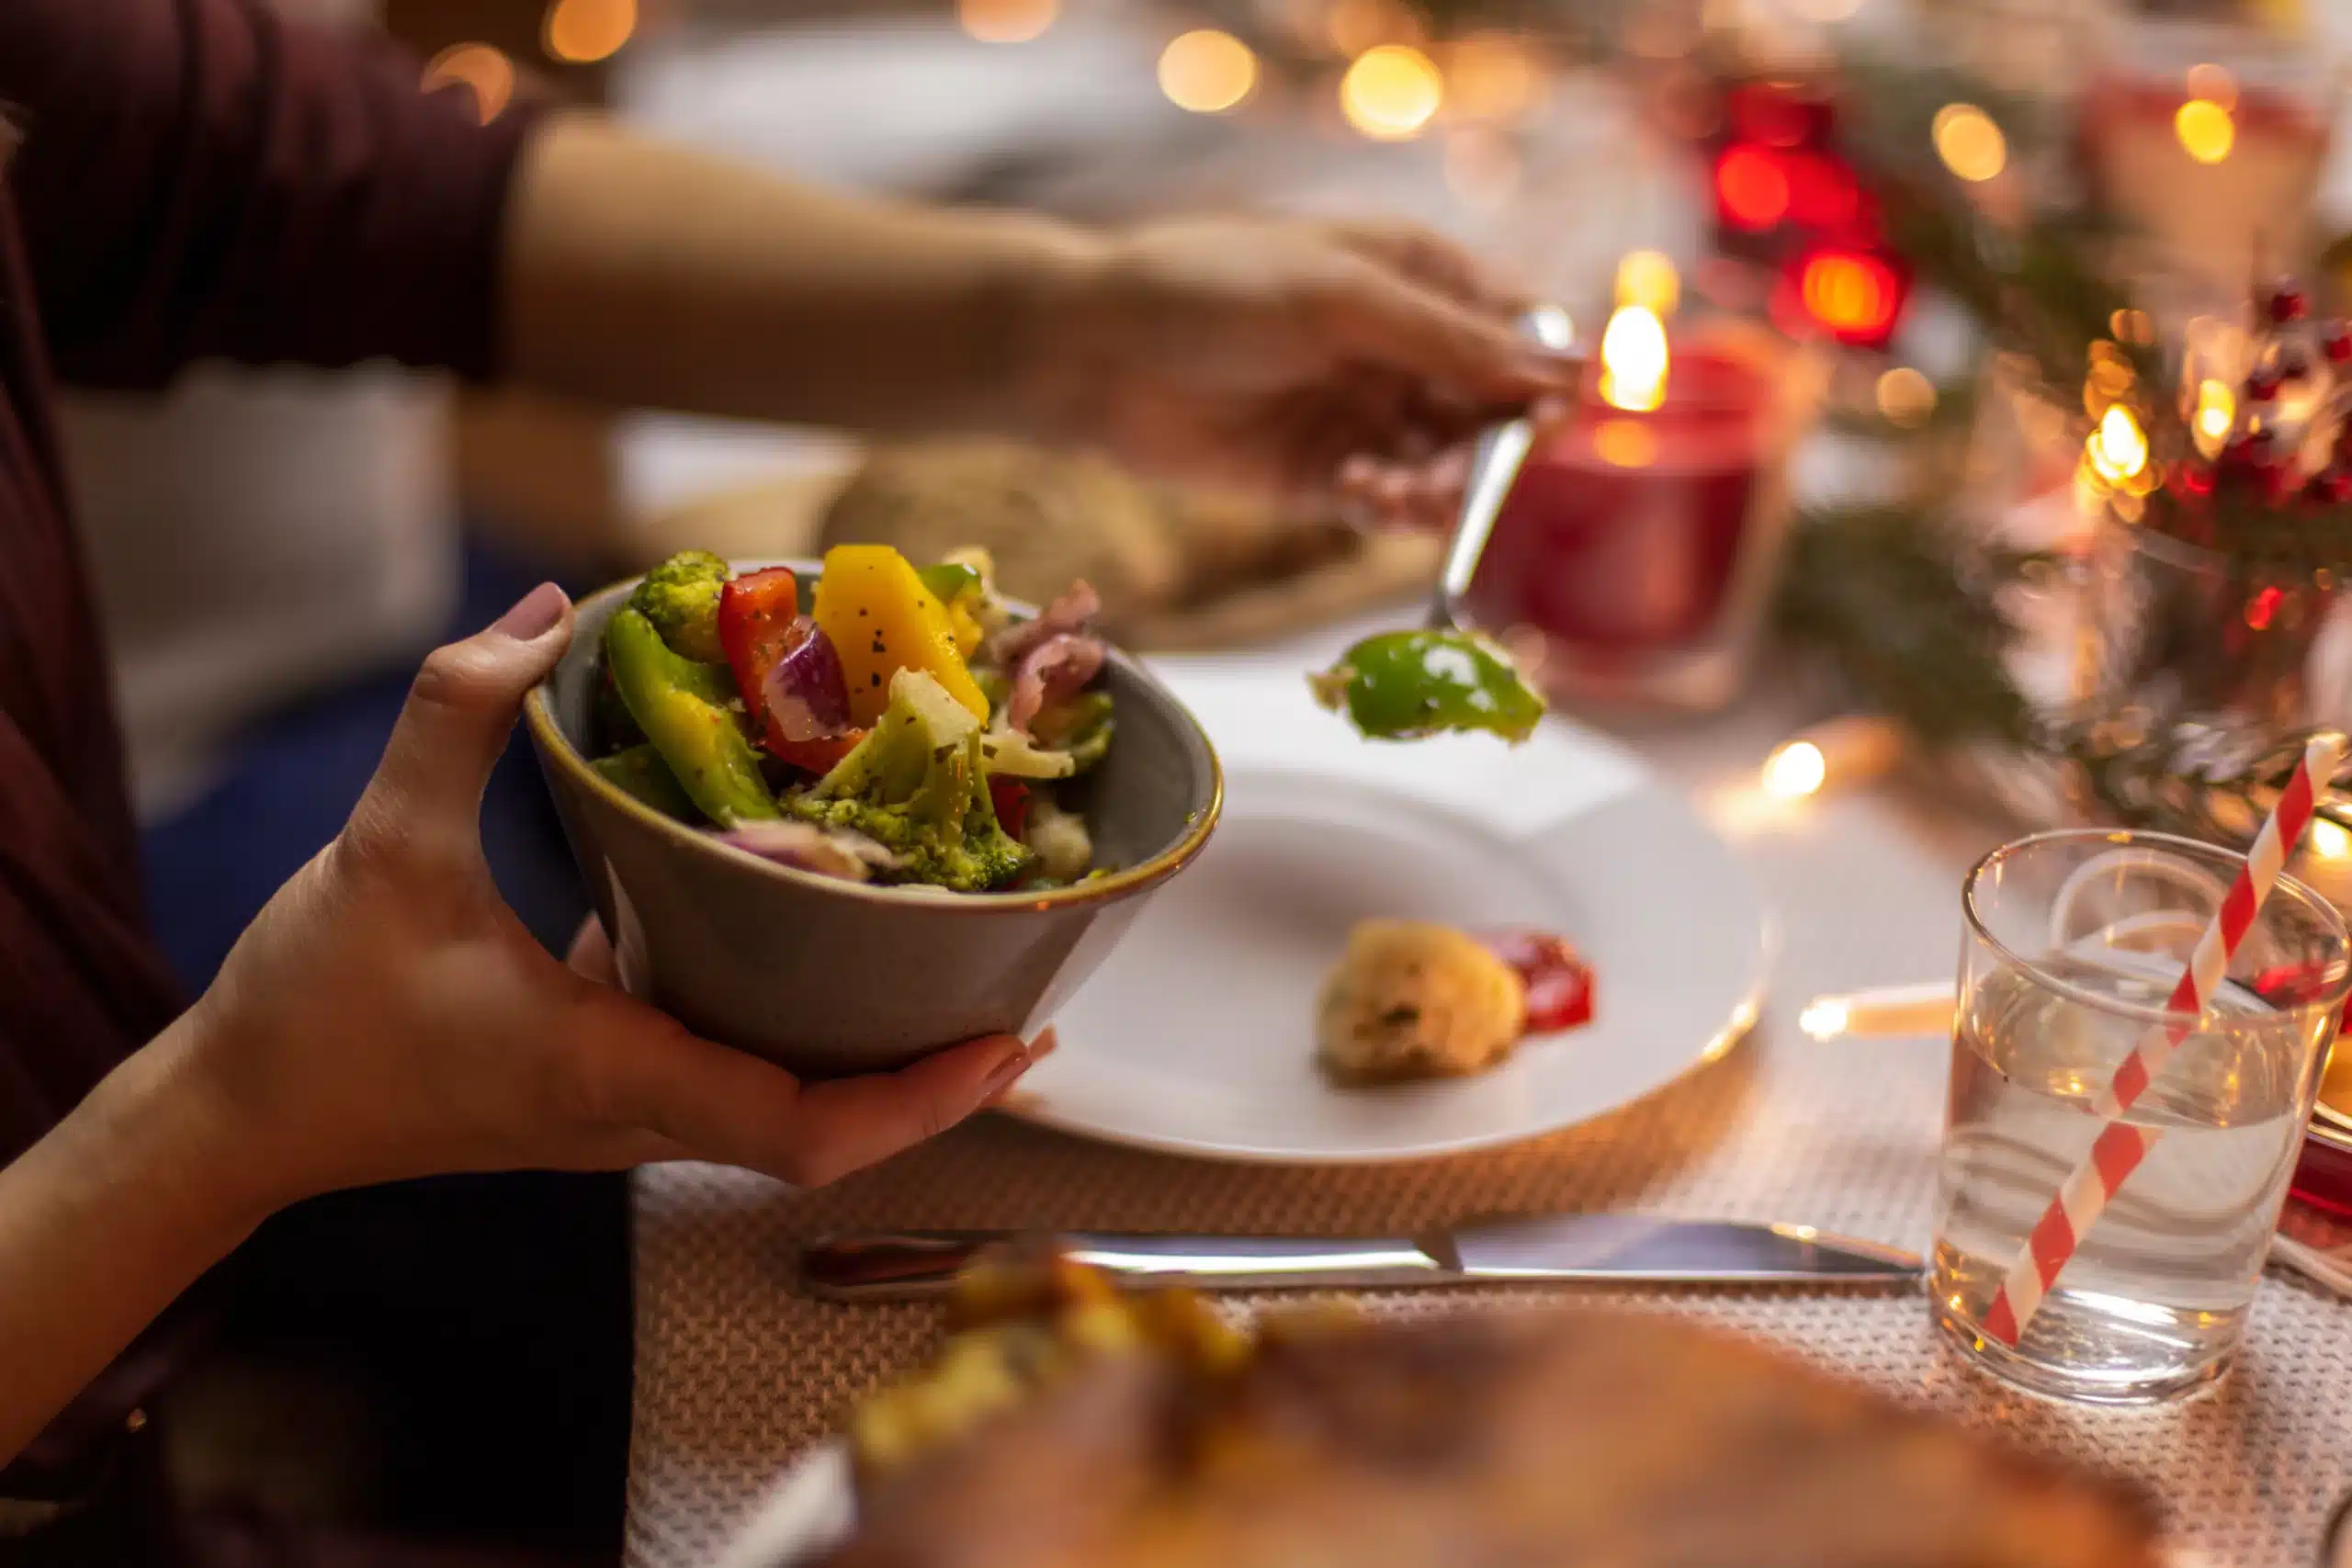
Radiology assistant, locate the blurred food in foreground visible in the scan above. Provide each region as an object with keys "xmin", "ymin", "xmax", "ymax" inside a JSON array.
[
  {"xmin": 817, "ymin": 1258, "xmax": 2158, "ymax": 1568},
  {"xmin": 646, "ymin": 438, "xmax": 1440, "ymax": 651}
]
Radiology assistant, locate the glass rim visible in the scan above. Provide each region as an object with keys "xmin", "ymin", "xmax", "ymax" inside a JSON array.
[{"xmin": 1961, "ymin": 827, "xmax": 2352, "ymax": 1031}]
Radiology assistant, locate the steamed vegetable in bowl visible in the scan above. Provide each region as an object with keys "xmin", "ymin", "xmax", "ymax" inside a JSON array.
[{"xmin": 590, "ymin": 546, "xmax": 1114, "ymax": 894}]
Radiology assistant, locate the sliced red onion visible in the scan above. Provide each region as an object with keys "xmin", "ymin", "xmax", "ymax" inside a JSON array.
[
  {"xmin": 760, "ymin": 618, "xmax": 852, "ymax": 743},
  {"xmin": 1005, "ymin": 632, "xmax": 1106, "ymax": 734},
  {"xmin": 716, "ymin": 821, "xmax": 898, "ymax": 883},
  {"xmin": 985, "ymin": 579, "xmax": 1102, "ymax": 669}
]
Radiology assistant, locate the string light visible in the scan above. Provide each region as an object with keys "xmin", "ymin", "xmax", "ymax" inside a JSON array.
[
  {"xmin": 958, "ymin": 0, "xmax": 1056, "ymax": 44},
  {"xmin": 2195, "ymin": 378, "xmax": 2236, "ymax": 451},
  {"xmin": 1875, "ymin": 367, "xmax": 1938, "ymax": 427},
  {"xmin": 1799, "ymin": 251, "xmax": 1902, "ymax": 341},
  {"xmin": 1762, "ymin": 740, "xmax": 1828, "ymax": 798},
  {"xmin": 1931, "ymin": 104, "xmax": 2007, "ymax": 183},
  {"xmin": 1159, "ymin": 29, "xmax": 1257, "ymax": 113},
  {"xmin": 1761, "ymin": 716, "xmax": 1905, "ymax": 800},
  {"xmin": 2088, "ymin": 404, "xmax": 2149, "ymax": 485},
  {"xmin": 2176, "ymin": 97, "xmax": 2235, "ymax": 164},
  {"xmin": 421, "ymin": 43, "xmax": 513, "ymax": 123},
  {"xmin": 1340, "ymin": 44, "xmax": 1443, "ymax": 140},
  {"xmin": 543, "ymin": 0, "xmax": 634, "ymax": 62},
  {"xmin": 1446, "ymin": 32, "xmax": 1539, "ymax": 121},
  {"xmin": 1598, "ymin": 305, "xmax": 1669, "ymax": 413}
]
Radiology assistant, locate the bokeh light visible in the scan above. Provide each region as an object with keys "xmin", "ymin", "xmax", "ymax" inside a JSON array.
[
  {"xmin": 1931, "ymin": 103, "xmax": 2007, "ymax": 183},
  {"xmin": 2176, "ymin": 97, "xmax": 2235, "ymax": 164},
  {"xmin": 1340, "ymin": 44, "xmax": 1443, "ymax": 140},
  {"xmin": 1446, "ymin": 33, "xmax": 1540, "ymax": 121},
  {"xmin": 1761, "ymin": 740, "xmax": 1827, "ymax": 799},
  {"xmin": 2088, "ymin": 404, "xmax": 2149, "ymax": 484},
  {"xmin": 1800, "ymin": 252, "xmax": 1901, "ymax": 340},
  {"xmin": 1159, "ymin": 29, "xmax": 1257, "ymax": 114},
  {"xmin": 1715, "ymin": 145, "xmax": 1791, "ymax": 231},
  {"xmin": 422, "ymin": 43, "xmax": 514, "ymax": 123},
  {"xmin": 1875, "ymin": 367, "xmax": 1938, "ymax": 428},
  {"xmin": 959, "ymin": 0, "xmax": 1057, "ymax": 44},
  {"xmin": 2311, "ymin": 818, "xmax": 2352, "ymax": 861},
  {"xmin": 543, "ymin": 0, "xmax": 634, "ymax": 63},
  {"xmin": 2195, "ymin": 378, "xmax": 2236, "ymax": 446}
]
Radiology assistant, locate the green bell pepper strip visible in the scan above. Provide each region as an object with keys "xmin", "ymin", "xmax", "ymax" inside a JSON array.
[
  {"xmin": 591, "ymin": 743, "xmax": 700, "ymax": 821},
  {"xmin": 1307, "ymin": 628, "xmax": 1544, "ymax": 744},
  {"xmin": 915, "ymin": 561, "xmax": 982, "ymax": 604},
  {"xmin": 602, "ymin": 606, "xmax": 780, "ymax": 825}
]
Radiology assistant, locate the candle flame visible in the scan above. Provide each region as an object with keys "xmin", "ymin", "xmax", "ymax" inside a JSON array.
[
  {"xmin": 2088, "ymin": 404, "xmax": 2148, "ymax": 484},
  {"xmin": 1599, "ymin": 305, "xmax": 1668, "ymax": 413}
]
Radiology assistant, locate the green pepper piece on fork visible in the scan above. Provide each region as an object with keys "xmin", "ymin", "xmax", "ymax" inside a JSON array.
[{"xmin": 1308, "ymin": 628, "xmax": 1545, "ymax": 744}]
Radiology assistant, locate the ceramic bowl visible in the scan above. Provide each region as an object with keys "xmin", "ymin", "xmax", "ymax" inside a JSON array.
[{"xmin": 525, "ymin": 560, "xmax": 1221, "ymax": 1077}]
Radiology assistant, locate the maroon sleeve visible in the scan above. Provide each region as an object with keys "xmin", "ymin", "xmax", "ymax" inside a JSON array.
[{"xmin": 0, "ymin": 0, "xmax": 543, "ymax": 389}]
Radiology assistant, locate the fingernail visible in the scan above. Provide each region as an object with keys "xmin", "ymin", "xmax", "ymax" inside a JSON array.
[
  {"xmin": 978, "ymin": 1043, "xmax": 1034, "ymax": 1103},
  {"xmin": 1027, "ymin": 1028, "xmax": 1059, "ymax": 1061},
  {"xmin": 492, "ymin": 581, "xmax": 569, "ymax": 642}
]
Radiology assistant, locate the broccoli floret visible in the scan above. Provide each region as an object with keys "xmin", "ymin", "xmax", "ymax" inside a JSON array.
[
  {"xmin": 629, "ymin": 549, "xmax": 730, "ymax": 664},
  {"xmin": 785, "ymin": 669, "xmax": 1033, "ymax": 893}
]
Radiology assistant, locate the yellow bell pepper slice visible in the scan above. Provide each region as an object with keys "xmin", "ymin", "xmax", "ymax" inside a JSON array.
[{"xmin": 814, "ymin": 545, "xmax": 991, "ymax": 727}]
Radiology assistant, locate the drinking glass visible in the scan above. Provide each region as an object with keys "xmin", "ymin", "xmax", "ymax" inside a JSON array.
[{"xmin": 1933, "ymin": 829, "xmax": 2351, "ymax": 1404}]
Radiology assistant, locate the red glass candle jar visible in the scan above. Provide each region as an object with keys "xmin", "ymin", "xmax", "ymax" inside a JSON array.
[{"xmin": 1464, "ymin": 332, "xmax": 1815, "ymax": 712}]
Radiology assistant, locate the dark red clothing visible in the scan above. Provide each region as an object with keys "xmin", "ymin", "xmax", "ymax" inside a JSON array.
[{"xmin": 0, "ymin": 0, "xmax": 540, "ymax": 1528}]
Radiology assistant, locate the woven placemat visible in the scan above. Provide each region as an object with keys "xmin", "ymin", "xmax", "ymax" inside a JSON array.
[{"xmin": 624, "ymin": 701, "xmax": 2352, "ymax": 1568}]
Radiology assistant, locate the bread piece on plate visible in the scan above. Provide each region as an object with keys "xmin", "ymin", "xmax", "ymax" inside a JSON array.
[
  {"xmin": 820, "ymin": 1277, "xmax": 2161, "ymax": 1568},
  {"xmin": 819, "ymin": 439, "xmax": 1182, "ymax": 629},
  {"xmin": 1316, "ymin": 919, "xmax": 1526, "ymax": 1085}
]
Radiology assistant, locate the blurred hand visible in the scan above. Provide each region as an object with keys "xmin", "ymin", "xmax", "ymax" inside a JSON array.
[
  {"xmin": 1051, "ymin": 217, "xmax": 1575, "ymax": 530},
  {"xmin": 179, "ymin": 583, "xmax": 1038, "ymax": 1211}
]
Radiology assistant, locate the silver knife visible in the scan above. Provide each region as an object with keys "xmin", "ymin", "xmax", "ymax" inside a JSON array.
[{"xmin": 800, "ymin": 1214, "xmax": 1920, "ymax": 1301}]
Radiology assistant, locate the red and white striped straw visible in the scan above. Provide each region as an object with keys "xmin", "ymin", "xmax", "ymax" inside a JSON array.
[{"xmin": 1981, "ymin": 731, "xmax": 2347, "ymax": 1348}]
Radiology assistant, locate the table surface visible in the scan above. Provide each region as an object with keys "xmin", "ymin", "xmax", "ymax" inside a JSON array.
[{"xmin": 622, "ymin": 623, "xmax": 2352, "ymax": 1568}]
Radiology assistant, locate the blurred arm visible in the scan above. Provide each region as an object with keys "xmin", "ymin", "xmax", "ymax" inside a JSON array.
[
  {"xmin": 501, "ymin": 114, "xmax": 1108, "ymax": 438},
  {"xmin": 6, "ymin": 0, "xmax": 538, "ymax": 388}
]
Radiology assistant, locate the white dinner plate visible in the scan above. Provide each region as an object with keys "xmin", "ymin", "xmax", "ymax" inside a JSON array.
[{"xmin": 1002, "ymin": 665, "xmax": 1774, "ymax": 1163}]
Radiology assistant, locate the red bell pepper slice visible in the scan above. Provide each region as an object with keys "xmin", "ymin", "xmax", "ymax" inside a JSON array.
[
  {"xmin": 719, "ymin": 567, "xmax": 864, "ymax": 775},
  {"xmin": 989, "ymin": 777, "xmax": 1031, "ymax": 840}
]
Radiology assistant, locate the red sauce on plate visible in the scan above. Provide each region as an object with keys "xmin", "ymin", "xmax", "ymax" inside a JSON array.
[{"xmin": 1480, "ymin": 931, "xmax": 1595, "ymax": 1034}]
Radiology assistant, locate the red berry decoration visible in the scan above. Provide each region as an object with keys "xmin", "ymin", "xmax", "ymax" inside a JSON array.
[
  {"xmin": 2267, "ymin": 282, "xmax": 2310, "ymax": 323},
  {"xmin": 2226, "ymin": 430, "xmax": 2277, "ymax": 471},
  {"xmin": 2317, "ymin": 465, "xmax": 2352, "ymax": 505},
  {"xmin": 2246, "ymin": 366, "xmax": 2284, "ymax": 402},
  {"xmin": 2325, "ymin": 322, "xmax": 2352, "ymax": 364},
  {"xmin": 2177, "ymin": 459, "xmax": 2217, "ymax": 497}
]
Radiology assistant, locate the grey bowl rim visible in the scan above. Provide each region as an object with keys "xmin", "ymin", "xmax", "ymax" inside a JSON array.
[{"xmin": 521, "ymin": 558, "xmax": 1225, "ymax": 915}]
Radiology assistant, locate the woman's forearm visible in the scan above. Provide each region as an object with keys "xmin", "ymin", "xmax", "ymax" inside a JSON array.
[
  {"xmin": 0, "ymin": 1018, "xmax": 269, "ymax": 1466},
  {"xmin": 500, "ymin": 114, "xmax": 1108, "ymax": 438}
]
